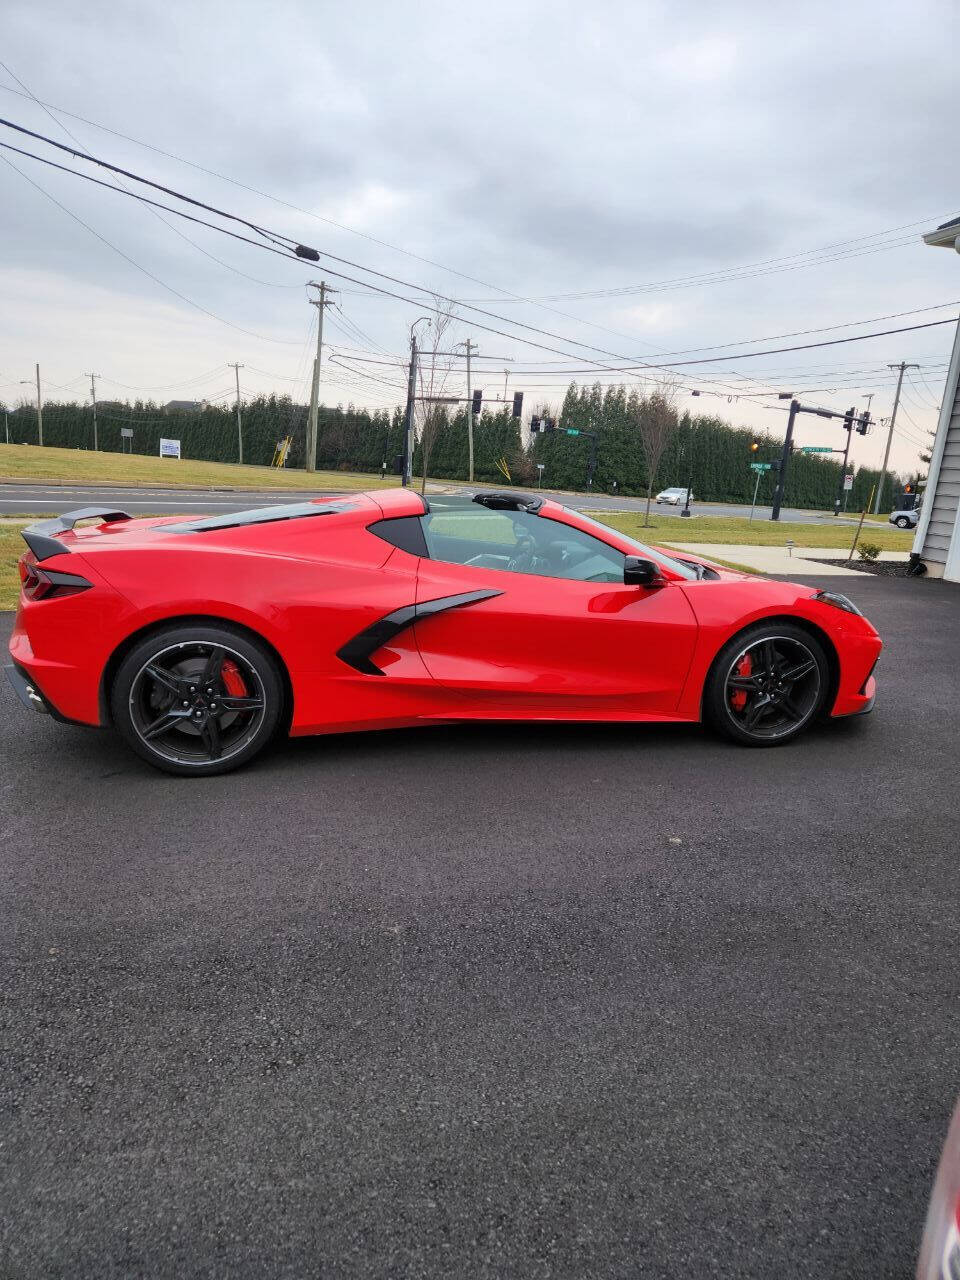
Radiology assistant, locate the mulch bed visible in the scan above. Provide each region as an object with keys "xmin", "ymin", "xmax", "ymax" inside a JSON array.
[{"xmin": 804, "ymin": 558, "xmax": 915, "ymax": 577}]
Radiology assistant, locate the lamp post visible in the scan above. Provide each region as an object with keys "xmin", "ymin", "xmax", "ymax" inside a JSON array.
[
  {"xmin": 681, "ymin": 420, "xmax": 695, "ymax": 517},
  {"xmin": 402, "ymin": 316, "xmax": 431, "ymax": 487}
]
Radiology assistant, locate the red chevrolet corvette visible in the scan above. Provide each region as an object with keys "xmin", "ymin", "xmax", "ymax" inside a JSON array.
[{"xmin": 6, "ymin": 489, "xmax": 881, "ymax": 775}]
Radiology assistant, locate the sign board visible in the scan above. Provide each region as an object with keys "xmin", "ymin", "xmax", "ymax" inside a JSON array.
[
  {"xmin": 750, "ymin": 462, "xmax": 772, "ymax": 472},
  {"xmin": 159, "ymin": 437, "xmax": 181, "ymax": 459},
  {"xmin": 120, "ymin": 428, "xmax": 133, "ymax": 439},
  {"xmin": 566, "ymin": 428, "xmax": 580, "ymax": 437},
  {"xmin": 843, "ymin": 472, "xmax": 854, "ymax": 491},
  {"xmin": 800, "ymin": 446, "xmax": 834, "ymax": 453}
]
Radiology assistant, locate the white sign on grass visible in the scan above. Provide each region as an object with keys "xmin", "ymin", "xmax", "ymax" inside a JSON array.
[{"xmin": 159, "ymin": 438, "xmax": 181, "ymax": 459}]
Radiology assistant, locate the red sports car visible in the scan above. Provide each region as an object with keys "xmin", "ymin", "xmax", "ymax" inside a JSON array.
[{"xmin": 6, "ymin": 489, "xmax": 881, "ymax": 775}]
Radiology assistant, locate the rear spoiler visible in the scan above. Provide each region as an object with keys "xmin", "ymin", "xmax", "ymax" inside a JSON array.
[{"xmin": 21, "ymin": 507, "xmax": 131, "ymax": 562}]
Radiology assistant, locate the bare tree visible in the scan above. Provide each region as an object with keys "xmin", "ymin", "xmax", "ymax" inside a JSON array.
[
  {"xmin": 634, "ymin": 380, "xmax": 681, "ymax": 526},
  {"xmin": 416, "ymin": 296, "xmax": 457, "ymax": 494}
]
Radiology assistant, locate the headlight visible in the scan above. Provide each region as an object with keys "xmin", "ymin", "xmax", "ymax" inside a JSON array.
[{"xmin": 813, "ymin": 590, "xmax": 863, "ymax": 616}]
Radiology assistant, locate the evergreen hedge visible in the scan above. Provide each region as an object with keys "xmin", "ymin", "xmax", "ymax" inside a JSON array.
[{"xmin": 1, "ymin": 381, "xmax": 899, "ymax": 511}]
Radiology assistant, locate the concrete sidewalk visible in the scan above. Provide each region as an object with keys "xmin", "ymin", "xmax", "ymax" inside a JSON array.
[{"xmin": 662, "ymin": 541, "xmax": 910, "ymax": 576}]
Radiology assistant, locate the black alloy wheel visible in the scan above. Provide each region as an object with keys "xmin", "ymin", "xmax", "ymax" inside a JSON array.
[
  {"xmin": 111, "ymin": 625, "xmax": 283, "ymax": 775},
  {"xmin": 705, "ymin": 623, "xmax": 829, "ymax": 746}
]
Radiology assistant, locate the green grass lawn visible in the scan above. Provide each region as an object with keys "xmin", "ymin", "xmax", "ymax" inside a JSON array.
[
  {"xmin": 1, "ymin": 525, "xmax": 25, "ymax": 609},
  {"xmin": 588, "ymin": 512, "xmax": 913, "ymax": 552},
  {"xmin": 0, "ymin": 444, "xmax": 393, "ymax": 492}
]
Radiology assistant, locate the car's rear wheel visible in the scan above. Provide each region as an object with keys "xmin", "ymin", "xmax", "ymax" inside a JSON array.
[
  {"xmin": 704, "ymin": 623, "xmax": 829, "ymax": 747},
  {"xmin": 894, "ymin": 516, "xmax": 911, "ymax": 529},
  {"xmin": 110, "ymin": 624, "xmax": 284, "ymax": 776}
]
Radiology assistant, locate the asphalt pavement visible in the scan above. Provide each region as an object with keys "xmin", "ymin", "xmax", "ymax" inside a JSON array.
[
  {"xmin": 0, "ymin": 479, "xmax": 839, "ymax": 522},
  {"xmin": 2, "ymin": 575, "xmax": 958, "ymax": 1278}
]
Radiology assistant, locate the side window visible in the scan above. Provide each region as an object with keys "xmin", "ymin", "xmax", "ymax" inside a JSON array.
[{"xmin": 421, "ymin": 509, "xmax": 626, "ymax": 583}]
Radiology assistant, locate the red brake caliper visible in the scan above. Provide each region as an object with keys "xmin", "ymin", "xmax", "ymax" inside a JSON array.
[
  {"xmin": 220, "ymin": 658, "xmax": 247, "ymax": 697},
  {"xmin": 730, "ymin": 653, "xmax": 752, "ymax": 711}
]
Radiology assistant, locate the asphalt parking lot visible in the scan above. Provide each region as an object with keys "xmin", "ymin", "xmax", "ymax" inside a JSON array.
[{"xmin": 2, "ymin": 574, "xmax": 958, "ymax": 1279}]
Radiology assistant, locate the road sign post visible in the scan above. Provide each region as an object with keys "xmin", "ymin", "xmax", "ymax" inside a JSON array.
[{"xmin": 749, "ymin": 468, "xmax": 761, "ymax": 522}]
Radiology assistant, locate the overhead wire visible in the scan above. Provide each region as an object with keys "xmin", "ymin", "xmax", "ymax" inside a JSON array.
[{"xmin": 0, "ymin": 151, "xmax": 304, "ymax": 345}]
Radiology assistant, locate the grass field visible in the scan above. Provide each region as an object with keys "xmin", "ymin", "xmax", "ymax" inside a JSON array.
[
  {"xmin": 589, "ymin": 512, "xmax": 914, "ymax": 552},
  {"xmin": 0, "ymin": 444, "xmax": 392, "ymax": 492},
  {"xmin": 1, "ymin": 525, "xmax": 25, "ymax": 609}
]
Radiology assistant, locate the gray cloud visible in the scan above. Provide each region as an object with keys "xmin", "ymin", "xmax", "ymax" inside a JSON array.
[{"xmin": 0, "ymin": 0, "xmax": 957, "ymax": 472}]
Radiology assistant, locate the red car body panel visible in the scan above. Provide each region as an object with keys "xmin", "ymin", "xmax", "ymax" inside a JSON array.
[{"xmin": 8, "ymin": 489, "xmax": 881, "ymax": 737}]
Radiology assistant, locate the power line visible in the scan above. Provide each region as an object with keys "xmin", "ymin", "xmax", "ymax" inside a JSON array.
[
  {"xmin": 3, "ymin": 81, "xmax": 950, "ymax": 400},
  {"xmin": 4, "ymin": 110, "xmax": 955, "ymax": 401},
  {"xmin": 0, "ymin": 151, "xmax": 304, "ymax": 346}
]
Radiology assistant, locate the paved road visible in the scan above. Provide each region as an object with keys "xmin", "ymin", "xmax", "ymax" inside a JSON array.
[
  {"xmin": 2, "ymin": 575, "xmax": 957, "ymax": 1278},
  {"xmin": 0, "ymin": 480, "xmax": 842, "ymax": 523}
]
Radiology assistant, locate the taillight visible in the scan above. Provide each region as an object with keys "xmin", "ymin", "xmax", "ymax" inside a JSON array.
[{"xmin": 18, "ymin": 555, "xmax": 92, "ymax": 601}]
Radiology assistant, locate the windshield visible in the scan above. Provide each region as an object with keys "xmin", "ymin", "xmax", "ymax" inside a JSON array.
[{"xmin": 563, "ymin": 510, "xmax": 700, "ymax": 580}]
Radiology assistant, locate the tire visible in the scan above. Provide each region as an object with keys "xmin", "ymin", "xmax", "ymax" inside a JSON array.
[
  {"xmin": 703, "ymin": 622, "xmax": 830, "ymax": 747},
  {"xmin": 894, "ymin": 516, "xmax": 910, "ymax": 529},
  {"xmin": 110, "ymin": 623, "xmax": 284, "ymax": 776}
]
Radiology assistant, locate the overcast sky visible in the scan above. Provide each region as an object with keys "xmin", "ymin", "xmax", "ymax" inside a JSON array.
[{"xmin": 2, "ymin": 0, "xmax": 959, "ymax": 475}]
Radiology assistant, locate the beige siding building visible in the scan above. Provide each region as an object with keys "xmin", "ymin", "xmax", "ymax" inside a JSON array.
[{"xmin": 913, "ymin": 217, "xmax": 960, "ymax": 581}]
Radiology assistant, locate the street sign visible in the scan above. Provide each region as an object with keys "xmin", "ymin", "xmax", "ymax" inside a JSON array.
[
  {"xmin": 800, "ymin": 446, "xmax": 835, "ymax": 453},
  {"xmin": 120, "ymin": 427, "xmax": 133, "ymax": 439},
  {"xmin": 159, "ymin": 437, "xmax": 181, "ymax": 459},
  {"xmin": 843, "ymin": 472, "xmax": 854, "ymax": 491},
  {"xmin": 566, "ymin": 428, "xmax": 580, "ymax": 437},
  {"xmin": 750, "ymin": 462, "xmax": 772, "ymax": 472}
]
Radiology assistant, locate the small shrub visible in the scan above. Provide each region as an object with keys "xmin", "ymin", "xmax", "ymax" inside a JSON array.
[{"xmin": 857, "ymin": 542, "xmax": 881, "ymax": 562}]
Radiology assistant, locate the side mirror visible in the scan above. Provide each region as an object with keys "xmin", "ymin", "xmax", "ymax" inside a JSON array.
[{"xmin": 624, "ymin": 555, "xmax": 667, "ymax": 588}]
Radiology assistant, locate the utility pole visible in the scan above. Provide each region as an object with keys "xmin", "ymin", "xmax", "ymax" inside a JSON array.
[
  {"xmin": 228, "ymin": 362, "xmax": 244, "ymax": 464},
  {"xmin": 457, "ymin": 339, "xmax": 479, "ymax": 482},
  {"xmin": 305, "ymin": 282, "xmax": 336, "ymax": 473},
  {"xmin": 873, "ymin": 362, "xmax": 918, "ymax": 514},
  {"xmin": 35, "ymin": 363, "xmax": 43, "ymax": 447},
  {"xmin": 85, "ymin": 372, "xmax": 100, "ymax": 451}
]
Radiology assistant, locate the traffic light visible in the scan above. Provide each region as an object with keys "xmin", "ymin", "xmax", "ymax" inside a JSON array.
[
  {"xmin": 904, "ymin": 484, "xmax": 913, "ymax": 494},
  {"xmin": 544, "ymin": 417, "xmax": 557, "ymax": 432},
  {"xmin": 750, "ymin": 442, "xmax": 759, "ymax": 453},
  {"xmin": 843, "ymin": 406, "xmax": 856, "ymax": 432},
  {"xmin": 512, "ymin": 391, "xmax": 524, "ymax": 419},
  {"xmin": 530, "ymin": 415, "xmax": 541, "ymax": 433},
  {"xmin": 471, "ymin": 389, "xmax": 482, "ymax": 416},
  {"xmin": 855, "ymin": 413, "xmax": 871, "ymax": 436}
]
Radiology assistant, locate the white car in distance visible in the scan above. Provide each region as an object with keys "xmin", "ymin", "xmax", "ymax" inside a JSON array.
[{"xmin": 655, "ymin": 487, "xmax": 695, "ymax": 505}]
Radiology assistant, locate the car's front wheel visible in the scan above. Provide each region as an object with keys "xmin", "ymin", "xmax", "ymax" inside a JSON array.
[
  {"xmin": 704, "ymin": 623, "xmax": 830, "ymax": 747},
  {"xmin": 110, "ymin": 624, "xmax": 284, "ymax": 776}
]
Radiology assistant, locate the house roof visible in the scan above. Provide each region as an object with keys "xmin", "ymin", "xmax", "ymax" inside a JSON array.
[{"xmin": 923, "ymin": 215, "xmax": 960, "ymax": 249}]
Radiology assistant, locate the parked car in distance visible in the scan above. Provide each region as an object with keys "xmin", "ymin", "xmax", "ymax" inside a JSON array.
[
  {"xmin": 655, "ymin": 487, "xmax": 695, "ymax": 505},
  {"xmin": 916, "ymin": 1098, "xmax": 960, "ymax": 1279},
  {"xmin": 889, "ymin": 507, "xmax": 919, "ymax": 529}
]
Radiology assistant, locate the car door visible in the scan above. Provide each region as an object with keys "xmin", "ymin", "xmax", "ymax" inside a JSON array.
[{"xmin": 412, "ymin": 503, "xmax": 698, "ymax": 716}]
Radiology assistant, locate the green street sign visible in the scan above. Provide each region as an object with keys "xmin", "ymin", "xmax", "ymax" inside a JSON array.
[
  {"xmin": 800, "ymin": 446, "xmax": 834, "ymax": 453},
  {"xmin": 566, "ymin": 428, "xmax": 580, "ymax": 436},
  {"xmin": 750, "ymin": 462, "xmax": 772, "ymax": 471}
]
